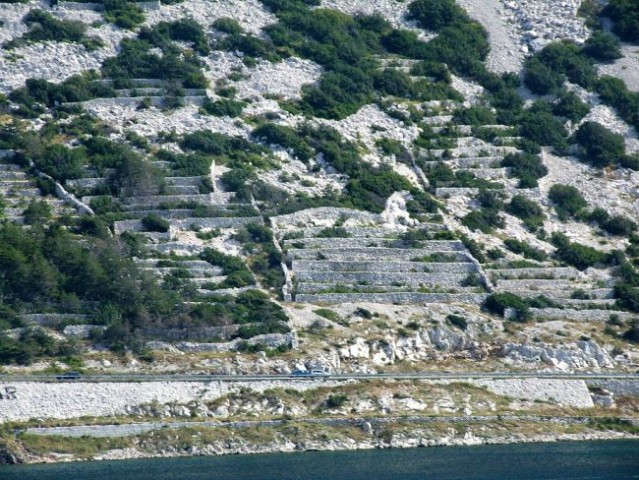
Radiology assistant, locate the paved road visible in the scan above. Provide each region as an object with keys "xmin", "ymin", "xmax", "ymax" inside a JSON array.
[{"xmin": 1, "ymin": 372, "xmax": 638, "ymax": 383}]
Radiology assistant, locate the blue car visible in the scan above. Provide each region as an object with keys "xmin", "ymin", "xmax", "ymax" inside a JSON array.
[
  {"xmin": 56, "ymin": 371, "xmax": 82, "ymax": 381},
  {"xmin": 290, "ymin": 370, "xmax": 330, "ymax": 377}
]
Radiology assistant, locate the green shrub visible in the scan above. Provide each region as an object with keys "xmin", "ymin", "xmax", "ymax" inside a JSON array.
[
  {"xmin": 548, "ymin": 184, "xmax": 587, "ymax": 219},
  {"xmin": 600, "ymin": 215, "xmax": 637, "ymax": 237},
  {"xmin": 23, "ymin": 200, "xmax": 52, "ymax": 225},
  {"xmin": 33, "ymin": 144, "xmax": 85, "ymax": 182},
  {"xmin": 458, "ymin": 234, "xmax": 486, "ymax": 263},
  {"xmin": 452, "ymin": 106, "xmax": 496, "ymax": 126},
  {"xmin": 483, "ymin": 292, "xmax": 529, "ymax": 318},
  {"xmin": 501, "ymin": 152, "xmax": 548, "ymax": 188},
  {"xmin": 200, "ymin": 98, "xmax": 246, "ymax": 117},
  {"xmin": 407, "ymin": 0, "xmax": 469, "ymax": 31},
  {"xmin": 583, "ymin": 31, "xmax": 622, "ymax": 62},
  {"xmin": 8, "ymin": 10, "xmax": 102, "ymax": 50},
  {"xmin": 326, "ymin": 393, "xmax": 348, "ymax": 408},
  {"xmin": 507, "ymin": 195, "xmax": 545, "ymax": 231},
  {"xmin": 524, "ymin": 57, "xmax": 564, "ymax": 95},
  {"xmin": 551, "ymin": 233, "xmax": 609, "ymax": 270},
  {"xmin": 622, "ymin": 320, "xmax": 639, "ymax": 343},
  {"xmin": 316, "ymin": 227, "xmax": 350, "ymax": 238},
  {"xmin": 156, "ymin": 150, "xmax": 213, "ymax": 176},
  {"xmin": 574, "ymin": 121, "xmax": 626, "ymax": 168},
  {"xmin": 200, "ymin": 248, "xmax": 252, "ymax": 276},
  {"xmin": 603, "ymin": 0, "xmax": 639, "ymax": 43},
  {"xmin": 212, "ymin": 17, "xmax": 243, "ymax": 35},
  {"xmin": 103, "ymin": 0, "xmax": 145, "ymax": 29},
  {"xmin": 552, "ymin": 90, "xmax": 590, "ymax": 122},
  {"xmin": 595, "ymin": 76, "xmax": 639, "ymax": 132},
  {"xmin": 504, "ymin": 238, "xmax": 547, "ymax": 261},
  {"xmin": 9, "ymin": 74, "xmax": 115, "ymax": 110},
  {"xmin": 139, "ymin": 19, "xmax": 209, "ymax": 55},
  {"xmin": 462, "ymin": 209, "xmax": 504, "ymax": 233},
  {"xmin": 518, "ymin": 102, "xmax": 569, "ymax": 151},
  {"xmin": 102, "ymin": 36, "xmax": 207, "ymax": 87},
  {"xmin": 531, "ymin": 41, "xmax": 598, "ymax": 89},
  {"xmin": 313, "ymin": 308, "xmax": 341, "ymax": 322},
  {"xmin": 252, "ymin": 123, "xmax": 314, "ymax": 162},
  {"xmin": 461, "ymin": 190, "xmax": 505, "ymax": 233},
  {"xmin": 218, "ymin": 269, "xmax": 255, "ymax": 289},
  {"xmin": 141, "ymin": 214, "xmax": 170, "ymax": 233},
  {"xmin": 616, "ymin": 284, "xmax": 639, "ymax": 312},
  {"xmin": 447, "ymin": 314, "xmax": 467, "ymax": 330}
]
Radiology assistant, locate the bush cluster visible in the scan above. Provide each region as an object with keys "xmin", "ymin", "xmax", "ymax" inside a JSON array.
[
  {"xmin": 503, "ymin": 238, "xmax": 547, "ymax": 261},
  {"xmin": 461, "ymin": 190, "xmax": 505, "ymax": 233},
  {"xmin": 501, "ymin": 152, "xmax": 548, "ymax": 188},
  {"xmin": 5, "ymin": 10, "xmax": 103, "ymax": 50},
  {"xmin": 548, "ymin": 184, "xmax": 587, "ymax": 220},
  {"xmin": 603, "ymin": 0, "xmax": 639, "ymax": 43},
  {"xmin": 551, "ymin": 232, "xmax": 610, "ymax": 270},
  {"xmin": 103, "ymin": 0, "xmax": 145, "ymax": 30}
]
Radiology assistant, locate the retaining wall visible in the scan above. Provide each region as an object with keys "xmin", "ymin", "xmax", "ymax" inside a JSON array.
[
  {"xmin": 295, "ymin": 271, "xmax": 468, "ymax": 285},
  {"xmin": 292, "ymin": 260, "xmax": 477, "ymax": 274},
  {"xmin": 0, "ymin": 377, "xmax": 604, "ymax": 422},
  {"xmin": 295, "ymin": 292, "xmax": 489, "ymax": 304},
  {"xmin": 525, "ymin": 308, "xmax": 635, "ymax": 322},
  {"xmin": 114, "ymin": 216, "xmax": 262, "ymax": 234},
  {"xmin": 288, "ymin": 248, "xmax": 470, "ymax": 262},
  {"xmin": 271, "ymin": 208, "xmax": 380, "ymax": 228}
]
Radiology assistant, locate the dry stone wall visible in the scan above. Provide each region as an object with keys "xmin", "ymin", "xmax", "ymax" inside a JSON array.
[{"xmin": 0, "ymin": 377, "xmax": 601, "ymax": 422}]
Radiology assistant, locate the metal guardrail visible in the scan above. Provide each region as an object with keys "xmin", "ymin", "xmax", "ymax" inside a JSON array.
[{"xmin": 0, "ymin": 373, "xmax": 637, "ymax": 383}]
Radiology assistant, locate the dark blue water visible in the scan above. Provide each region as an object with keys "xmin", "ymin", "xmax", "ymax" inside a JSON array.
[{"xmin": 1, "ymin": 440, "xmax": 638, "ymax": 480}]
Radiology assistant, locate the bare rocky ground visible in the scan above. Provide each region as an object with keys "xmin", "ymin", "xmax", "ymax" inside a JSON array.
[{"xmin": 0, "ymin": 0, "xmax": 639, "ymax": 463}]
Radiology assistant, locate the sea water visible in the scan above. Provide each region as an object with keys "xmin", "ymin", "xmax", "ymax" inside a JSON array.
[{"xmin": 1, "ymin": 440, "xmax": 638, "ymax": 480}]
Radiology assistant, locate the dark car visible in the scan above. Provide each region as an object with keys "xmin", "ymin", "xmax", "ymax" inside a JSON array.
[{"xmin": 56, "ymin": 371, "xmax": 82, "ymax": 381}]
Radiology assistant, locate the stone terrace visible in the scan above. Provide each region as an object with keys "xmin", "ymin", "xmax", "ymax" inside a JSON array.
[{"xmin": 274, "ymin": 212, "xmax": 488, "ymax": 305}]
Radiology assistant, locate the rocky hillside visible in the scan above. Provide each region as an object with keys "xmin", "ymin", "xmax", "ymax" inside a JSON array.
[{"xmin": 0, "ymin": 0, "xmax": 638, "ymax": 375}]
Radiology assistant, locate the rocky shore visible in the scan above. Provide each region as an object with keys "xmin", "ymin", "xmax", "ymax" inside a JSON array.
[{"xmin": 3, "ymin": 420, "xmax": 638, "ymax": 465}]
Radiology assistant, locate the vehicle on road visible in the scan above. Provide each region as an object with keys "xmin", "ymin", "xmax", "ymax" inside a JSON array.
[
  {"xmin": 290, "ymin": 369, "xmax": 330, "ymax": 378},
  {"xmin": 56, "ymin": 372, "xmax": 82, "ymax": 381}
]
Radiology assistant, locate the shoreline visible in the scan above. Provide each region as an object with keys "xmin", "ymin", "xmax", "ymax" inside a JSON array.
[{"xmin": 4, "ymin": 420, "xmax": 639, "ymax": 465}]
